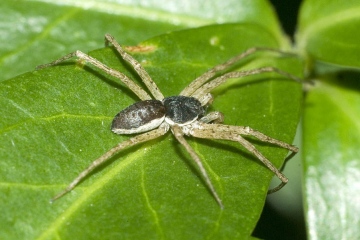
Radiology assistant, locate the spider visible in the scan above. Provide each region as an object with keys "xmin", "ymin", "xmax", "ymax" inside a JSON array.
[{"xmin": 37, "ymin": 34, "xmax": 301, "ymax": 209}]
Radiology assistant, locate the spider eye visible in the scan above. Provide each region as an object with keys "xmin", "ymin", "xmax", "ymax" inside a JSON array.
[{"xmin": 163, "ymin": 96, "xmax": 204, "ymax": 124}]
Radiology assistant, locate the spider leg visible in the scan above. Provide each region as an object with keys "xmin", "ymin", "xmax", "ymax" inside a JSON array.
[
  {"xmin": 171, "ymin": 125, "xmax": 224, "ymax": 209},
  {"xmin": 36, "ymin": 50, "xmax": 152, "ymax": 101},
  {"xmin": 213, "ymin": 125, "xmax": 298, "ymax": 153},
  {"xmin": 51, "ymin": 124, "xmax": 169, "ymax": 203},
  {"xmin": 192, "ymin": 66, "xmax": 302, "ymax": 100},
  {"xmin": 105, "ymin": 34, "xmax": 164, "ymax": 100},
  {"xmin": 189, "ymin": 123, "xmax": 296, "ymax": 194},
  {"xmin": 199, "ymin": 111, "xmax": 224, "ymax": 124},
  {"xmin": 198, "ymin": 93, "xmax": 213, "ymax": 106},
  {"xmin": 180, "ymin": 47, "xmax": 297, "ymax": 96}
]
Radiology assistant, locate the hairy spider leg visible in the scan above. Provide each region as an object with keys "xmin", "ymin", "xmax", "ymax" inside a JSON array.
[
  {"xmin": 180, "ymin": 47, "xmax": 297, "ymax": 97},
  {"xmin": 199, "ymin": 111, "xmax": 224, "ymax": 124},
  {"xmin": 193, "ymin": 123, "xmax": 298, "ymax": 154},
  {"xmin": 191, "ymin": 67, "xmax": 302, "ymax": 100},
  {"xmin": 36, "ymin": 50, "xmax": 151, "ymax": 101},
  {"xmin": 104, "ymin": 34, "xmax": 164, "ymax": 100},
  {"xmin": 198, "ymin": 93, "xmax": 214, "ymax": 106},
  {"xmin": 51, "ymin": 124, "xmax": 169, "ymax": 202},
  {"xmin": 199, "ymin": 112, "xmax": 297, "ymax": 153},
  {"xmin": 171, "ymin": 125, "xmax": 224, "ymax": 209},
  {"xmin": 189, "ymin": 123, "xmax": 299, "ymax": 194}
]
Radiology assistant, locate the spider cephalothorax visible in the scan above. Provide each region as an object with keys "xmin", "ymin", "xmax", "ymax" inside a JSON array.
[{"xmin": 37, "ymin": 34, "xmax": 300, "ymax": 208}]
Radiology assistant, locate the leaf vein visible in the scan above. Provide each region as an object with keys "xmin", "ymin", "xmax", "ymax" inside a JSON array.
[{"xmin": 141, "ymin": 167, "xmax": 164, "ymax": 239}]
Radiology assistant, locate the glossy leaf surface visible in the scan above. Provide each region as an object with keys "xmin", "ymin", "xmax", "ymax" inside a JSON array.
[
  {"xmin": 303, "ymin": 73, "xmax": 360, "ymax": 239},
  {"xmin": 297, "ymin": 1, "xmax": 360, "ymax": 239},
  {"xmin": 297, "ymin": 0, "xmax": 360, "ymax": 68}
]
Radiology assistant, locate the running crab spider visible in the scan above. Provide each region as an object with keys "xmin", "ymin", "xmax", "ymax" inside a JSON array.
[{"xmin": 37, "ymin": 34, "xmax": 301, "ymax": 209}]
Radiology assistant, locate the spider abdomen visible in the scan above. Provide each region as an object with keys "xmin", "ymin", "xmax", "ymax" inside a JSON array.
[
  {"xmin": 163, "ymin": 96, "xmax": 204, "ymax": 125},
  {"xmin": 111, "ymin": 100, "xmax": 166, "ymax": 134}
]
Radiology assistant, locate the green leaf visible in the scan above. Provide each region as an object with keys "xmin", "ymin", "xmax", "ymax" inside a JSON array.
[
  {"xmin": 1, "ymin": 23, "xmax": 302, "ymax": 239},
  {"xmin": 297, "ymin": 1, "xmax": 360, "ymax": 238},
  {"xmin": 0, "ymin": 0, "xmax": 284, "ymax": 82},
  {"xmin": 303, "ymin": 73, "xmax": 360, "ymax": 239},
  {"xmin": 297, "ymin": 0, "xmax": 360, "ymax": 68}
]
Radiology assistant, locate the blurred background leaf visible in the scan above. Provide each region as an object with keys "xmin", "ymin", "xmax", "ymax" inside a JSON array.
[
  {"xmin": 297, "ymin": 1, "xmax": 360, "ymax": 239},
  {"xmin": 303, "ymin": 72, "xmax": 360, "ymax": 240},
  {"xmin": 297, "ymin": 0, "xmax": 360, "ymax": 68}
]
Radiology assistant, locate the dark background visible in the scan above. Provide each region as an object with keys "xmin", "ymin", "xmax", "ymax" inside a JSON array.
[{"xmin": 270, "ymin": 0, "xmax": 303, "ymax": 37}]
